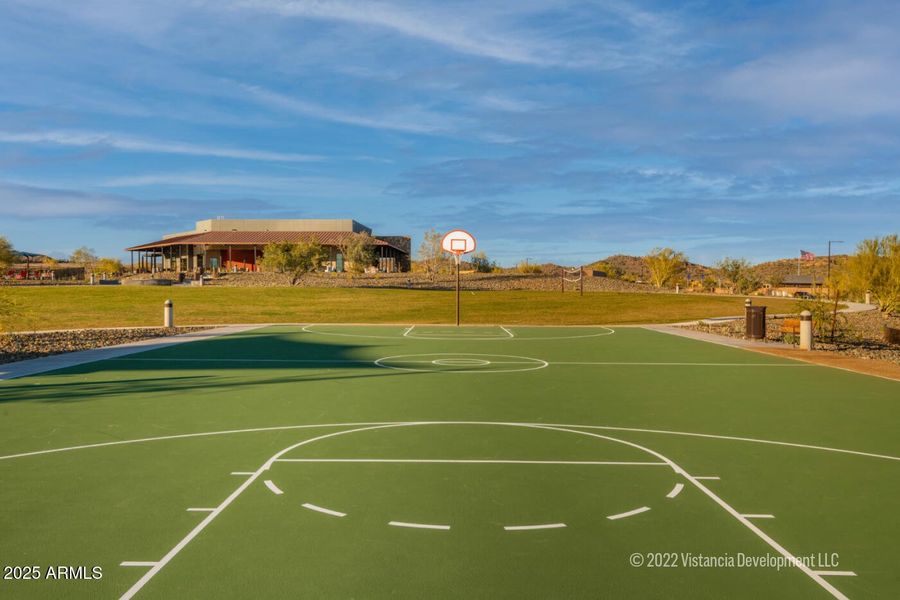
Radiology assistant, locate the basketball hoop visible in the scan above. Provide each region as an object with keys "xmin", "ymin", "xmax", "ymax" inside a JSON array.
[
  {"xmin": 441, "ymin": 230, "xmax": 476, "ymax": 262},
  {"xmin": 441, "ymin": 229, "xmax": 477, "ymax": 326}
]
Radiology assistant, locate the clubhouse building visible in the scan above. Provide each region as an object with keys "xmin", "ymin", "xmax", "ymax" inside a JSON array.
[{"xmin": 126, "ymin": 219, "xmax": 411, "ymax": 273}]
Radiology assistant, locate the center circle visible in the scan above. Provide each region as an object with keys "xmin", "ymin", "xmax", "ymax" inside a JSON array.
[
  {"xmin": 432, "ymin": 358, "xmax": 491, "ymax": 366},
  {"xmin": 374, "ymin": 353, "xmax": 549, "ymax": 373}
]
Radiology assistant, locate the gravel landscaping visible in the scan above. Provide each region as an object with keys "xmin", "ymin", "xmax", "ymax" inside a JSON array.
[
  {"xmin": 0, "ymin": 327, "xmax": 211, "ymax": 365},
  {"xmin": 682, "ymin": 310, "xmax": 900, "ymax": 364}
]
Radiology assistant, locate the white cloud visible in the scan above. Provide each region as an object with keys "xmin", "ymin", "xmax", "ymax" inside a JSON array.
[
  {"xmin": 232, "ymin": 0, "xmax": 554, "ymax": 66},
  {"xmin": 0, "ymin": 130, "xmax": 321, "ymax": 162},
  {"xmin": 236, "ymin": 83, "xmax": 466, "ymax": 134}
]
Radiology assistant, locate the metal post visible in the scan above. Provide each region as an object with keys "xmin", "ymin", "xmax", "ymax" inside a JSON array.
[
  {"xmin": 455, "ymin": 256, "xmax": 460, "ymax": 326},
  {"xmin": 799, "ymin": 310, "xmax": 813, "ymax": 350},
  {"xmin": 164, "ymin": 299, "xmax": 174, "ymax": 328},
  {"xmin": 827, "ymin": 240, "xmax": 843, "ymax": 285}
]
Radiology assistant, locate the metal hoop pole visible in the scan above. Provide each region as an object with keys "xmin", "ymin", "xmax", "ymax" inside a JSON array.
[{"xmin": 456, "ymin": 254, "xmax": 460, "ymax": 326}]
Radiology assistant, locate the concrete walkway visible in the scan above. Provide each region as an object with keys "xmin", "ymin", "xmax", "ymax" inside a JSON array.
[{"xmin": 0, "ymin": 325, "xmax": 266, "ymax": 381}]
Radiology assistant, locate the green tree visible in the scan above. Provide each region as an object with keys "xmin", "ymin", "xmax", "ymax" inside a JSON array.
[
  {"xmin": 470, "ymin": 251, "xmax": 496, "ymax": 273},
  {"xmin": 0, "ymin": 236, "xmax": 15, "ymax": 271},
  {"xmin": 716, "ymin": 257, "xmax": 753, "ymax": 294},
  {"xmin": 644, "ymin": 248, "xmax": 687, "ymax": 288},
  {"xmin": 417, "ymin": 229, "xmax": 450, "ymax": 280},
  {"xmin": 845, "ymin": 235, "xmax": 900, "ymax": 313},
  {"xmin": 339, "ymin": 232, "xmax": 376, "ymax": 274},
  {"xmin": 259, "ymin": 241, "xmax": 328, "ymax": 283}
]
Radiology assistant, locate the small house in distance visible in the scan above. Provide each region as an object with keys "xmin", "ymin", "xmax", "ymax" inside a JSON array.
[{"xmin": 126, "ymin": 218, "xmax": 411, "ymax": 273}]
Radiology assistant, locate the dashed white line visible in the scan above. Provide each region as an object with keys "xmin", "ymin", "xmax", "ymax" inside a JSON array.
[
  {"xmin": 606, "ymin": 506, "xmax": 651, "ymax": 520},
  {"xmin": 388, "ymin": 521, "xmax": 450, "ymax": 531},
  {"xmin": 263, "ymin": 480, "xmax": 283, "ymax": 495},
  {"xmin": 120, "ymin": 562, "xmax": 157, "ymax": 568},
  {"xmin": 302, "ymin": 503, "xmax": 346, "ymax": 517},
  {"xmin": 694, "ymin": 476, "xmax": 720, "ymax": 480},
  {"xmin": 504, "ymin": 523, "xmax": 566, "ymax": 531},
  {"xmin": 230, "ymin": 471, "xmax": 253, "ymax": 476},
  {"xmin": 666, "ymin": 483, "xmax": 684, "ymax": 498}
]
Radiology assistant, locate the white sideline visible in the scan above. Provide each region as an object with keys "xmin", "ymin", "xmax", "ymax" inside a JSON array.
[
  {"xmin": 388, "ymin": 521, "xmax": 450, "ymax": 531},
  {"xmin": 120, "ymin": 562, "xmax": 157, "ymax": 568},
  {"xmin": 186, "ymin": 508, "xmax": 215, "ymax": 512},
  {"xmin": 230, "ymin": 471, "xmax": 253, "ymax": 476},
  {"xmin": 742, "ymin": 514, "xmax": 775, "ymax": 519},
  {"xmin": 504, "ymin": 523, "xmax": 566, "ymax": 531},
  {"xmin": 302, "ymin": 503, "xmax": 346, "ymax": 517},
  {"xmin": 815, "ymin": 571, "xmax": 857, "ymax": 577},
  {"xmin": 0, "ymin": 325, "xmax": 267, "ymax": 381},
  {"xmin": 694, "ymin": 476, "xmax": 720, "ymax": 480},
  {"xmin": 666, "ymin": 483, "xmax": 684, "ymax": 499},
  {"xmin": 607, "ymin": 506, "xmax": 651, "ymax": 520}
]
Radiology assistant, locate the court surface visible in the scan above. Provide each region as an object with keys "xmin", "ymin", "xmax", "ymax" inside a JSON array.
[{"xmin": 0, "ymin": 324, "xmax": 897, "ymax": 599}]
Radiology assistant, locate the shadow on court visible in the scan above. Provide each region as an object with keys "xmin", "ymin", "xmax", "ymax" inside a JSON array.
[{"xmin": 0, "ymin": 332, "xmax": 419, "ymax": 405}]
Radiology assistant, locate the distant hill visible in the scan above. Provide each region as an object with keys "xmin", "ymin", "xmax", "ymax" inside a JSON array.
[{"xmin": 749, "ymin": 255, "xmax": 849, "ymax": 284}]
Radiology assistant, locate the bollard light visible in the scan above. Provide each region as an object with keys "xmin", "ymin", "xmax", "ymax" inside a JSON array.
[
  {"xmin": 164, "ymin": 299, "xmax": 174, "ymax": 328},
  {"xmin": 799, "ymin": 310, "xmax": 813, "ymax": 350}
]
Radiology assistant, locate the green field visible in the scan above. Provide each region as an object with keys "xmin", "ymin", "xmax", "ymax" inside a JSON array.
[
  {"xmin": 1, "ymin": 324, "xmax": 896, "ymax": 599},
  {"xmin": 2, "ymin": 286, "xmax": 800, "ymax": 331}
]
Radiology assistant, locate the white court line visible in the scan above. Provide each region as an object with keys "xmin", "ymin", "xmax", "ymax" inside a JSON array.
[
  {"xmin": 118, "ymin": 423, "xmax": 412, "ymax": 600},
  {"xmin": 815, "ymin": 571, "xmax": 857, "ymax": 577},
  {"xmin": 117, "ymin": 422, "xmax": 854, "ymax": 600},
  {"xmin": 499, "ymin": 325, "xmax": 515, "ymax": 338},
  {"xmin": 263, "ymin": 480, "xmax": 283, "ymax": 495},
  {"xmin": 120, "ymin": 562, "xmax": 157, "ymax": 568},
  {"xmin": 402, "ymin": 325, "xmax": 415, "ymax": 337},
  {"xmin": 3, "ymin": 421, "xmax": 897, "ymax": 464},
  {"xmin": 275, "ymin": 459, "xmax": 667, "ymax": 466},
  {"xmin": 302, "ymin": 503, "xmax": 346, "ymax": 517},
  {"xmin": 551, "ymin": 361, "xmax": 812, "ymax": 367},
  {"xmin": 388, "ymin": 521, "xmax": 450, "ymax": 531},
  {"xmin": 230, "ymin": 471, "xmax": 253, "ymax": 476},
  {"xmin": 666, "ymin": 483, "xmax": 684, "ymax": 499},
  {"xmin": 504, "ymin": 523, "xmax": 566, "ymax": 531},
  {"xmin": 695, "ymin": 476, "xmax": 720, "ymax": 480},
  {"xmin": 607, "ymin": 506, "xmax": 651, "ymax": 520},
  {"xmin": 186, "ymin": 508, "xmax": 215, "ymax": 512},
  {"xmin": 742, "ymin": 514, "xmax": 775, "ymax": 519},
  {"xmin": 110, "ymin": 357, "xmax": 371, "ymax": 364}
]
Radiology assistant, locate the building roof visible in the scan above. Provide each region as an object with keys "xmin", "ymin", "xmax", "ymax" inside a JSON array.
[
  {"xmin": 126, "ymin": 231, "xmax": 405, "ymax": 253},
  {"xmin": 781, "ymin": 275, "xmax": 816, "ymax": 285}
]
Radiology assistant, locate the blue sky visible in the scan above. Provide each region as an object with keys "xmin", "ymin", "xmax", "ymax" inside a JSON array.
[{"xmin": 0, "ymin": 0, "xmax": 897, "ymax": 265}]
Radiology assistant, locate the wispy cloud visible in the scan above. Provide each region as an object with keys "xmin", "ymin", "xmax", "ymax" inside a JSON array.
[{"xmin": 0, "ymin": 130, "xmax": 321, "ymax": 162}]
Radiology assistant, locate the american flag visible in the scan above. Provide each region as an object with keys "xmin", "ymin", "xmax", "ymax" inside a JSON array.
[{"xmin": 800, "ymin": 250, "xmax": 816, "ymax": 261}]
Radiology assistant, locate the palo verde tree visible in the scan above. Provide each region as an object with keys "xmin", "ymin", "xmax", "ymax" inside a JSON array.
[
  {"xmin": 94, "ymin": 258, "xmax": 125, "ymax": 276},
  {"xmin": 845, "ymin": 234, "xmax": 900, "ymax": 313},
  {"xmin": 259, "ymin": 241, "xmax": 328, "ymax": 284},
  {"xmin": 643, "ymin": 248, "xmax": 687, "ymax": 288},
  {"xmin": 339, "ymin": 232, "xmax": 377, "ymax": 274}
]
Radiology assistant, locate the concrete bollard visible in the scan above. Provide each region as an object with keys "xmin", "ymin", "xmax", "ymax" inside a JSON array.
[
  {"xmin": 799, "ymin": 310, "xmax": 813, "ymax": 350},
  {"xmin": 745, "ymin": 298, "xmax": 752, "ymax": 308},
  {"xmin": 164, "ymin": 299, "xmax": 174, "ymax": 328},
  {"xmin": 865, "ymin": 291, "xmax": 872, "ymax": 305},
  {"xmin": 675, "ymin": 284, "xmax": 680, "ymax": 294}
]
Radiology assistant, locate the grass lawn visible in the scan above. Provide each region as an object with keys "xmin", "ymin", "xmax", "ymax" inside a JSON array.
[
  {"xmin": 2, "ymin": 286, "xmax": 800, "ymax": 331},
  {"xmin": 0, "ymin": 325, "xmax": 896, "ymax": 599}
]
